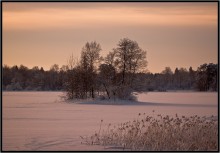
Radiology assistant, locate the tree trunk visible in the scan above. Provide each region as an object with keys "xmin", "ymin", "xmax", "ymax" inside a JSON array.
[
  {"xmin": 91, "ymin": 87, "xmax": 94, "ymax": 98},
  {"xmin": 103, "ymin": 83, "xmax": 110, "ymax": 99},
  {"xmin": 122, "ymin": 54, "xmax": 126, "ymax": 85}
]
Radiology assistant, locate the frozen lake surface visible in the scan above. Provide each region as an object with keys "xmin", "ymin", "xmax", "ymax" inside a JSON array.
[{"xmin": 2, "ymin": 91, "xmax": 218, "ymax": 151}]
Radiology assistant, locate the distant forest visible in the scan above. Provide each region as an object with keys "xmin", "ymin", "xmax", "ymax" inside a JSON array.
[
  {"xmin": 2, "ymin": 62, "xmax": 217, "ymax": 92},
  {"xmin": 2, "ymin": 38, "xmax": 218, "ymax": 100}
]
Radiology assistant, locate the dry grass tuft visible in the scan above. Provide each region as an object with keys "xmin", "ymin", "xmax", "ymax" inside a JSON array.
[{"xmin": 81, "ymin": 112, "xmax": 218, "ymax": 151}]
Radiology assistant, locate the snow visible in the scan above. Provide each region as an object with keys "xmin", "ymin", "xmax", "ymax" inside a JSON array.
[{"xmin": 2, "ymin": 91, "xmax": 218, "ymax": 151}]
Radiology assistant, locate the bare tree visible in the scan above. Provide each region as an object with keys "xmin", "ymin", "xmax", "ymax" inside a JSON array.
[
  {"xmin": 80, "ymin": 41, "xmax": 102, "ymax": 98},
  {"xmin": 109, "ymin": 38, "xmax": 147, "ymax": 99},
  {"xmin": 67, "ymin": 54, "xmax": 77, "ymax": 71},
  {"xmin": 65, "ymin": 42, "xmax": 102, "ymax": 99},
  {"xmin": 98, "ymin": 64, "xmax": 116, "ymax": 99},
  {"xmin": 195, "ymin": 63, "xmax": 217, "ymax": 91},
  {"xmin": 112, "ymin": 38, "xmax": 147, "ymax": 86},
  {"xmin": 65, "ymin": 55, "xmax": 77, "ymax": 99}
]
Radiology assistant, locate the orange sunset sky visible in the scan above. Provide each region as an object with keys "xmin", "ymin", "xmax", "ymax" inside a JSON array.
[{"xmin": 2, "ymin": 2, "xmax": 218, "ymax": 73}]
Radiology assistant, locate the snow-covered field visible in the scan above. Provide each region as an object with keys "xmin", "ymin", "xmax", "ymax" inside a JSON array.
[{"xmin": 2, "ymin": 91, "xmax": 218, "ymax": 151}]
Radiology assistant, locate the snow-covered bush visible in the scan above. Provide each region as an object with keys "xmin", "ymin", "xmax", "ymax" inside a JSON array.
[
  {"xmin": 6, "ymin": 82, "xmax": 22, "ymax": 91},
  {"xmin": 25, "ymin": 86, "xmax": 33, "ymax": 91}
]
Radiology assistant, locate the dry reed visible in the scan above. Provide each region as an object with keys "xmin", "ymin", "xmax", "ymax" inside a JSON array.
[{"xmin": 81, "ymin": 112, "xmax": 218, "ymax": 151}]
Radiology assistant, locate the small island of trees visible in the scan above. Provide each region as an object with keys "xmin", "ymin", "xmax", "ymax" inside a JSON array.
[{"xmin": 2, "ymin": 38, "xmax": 218, "ymax": 101}]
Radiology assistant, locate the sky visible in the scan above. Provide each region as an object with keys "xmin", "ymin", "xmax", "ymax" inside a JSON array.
[{"xmin": 2, "ymin": 2, "xmax": 218, "ymax": 73}]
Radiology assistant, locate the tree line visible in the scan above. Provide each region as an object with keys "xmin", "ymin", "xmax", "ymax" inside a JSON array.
[{"xmin": 2, "ymin": 38, "xmax": 218, "ymax": 100}]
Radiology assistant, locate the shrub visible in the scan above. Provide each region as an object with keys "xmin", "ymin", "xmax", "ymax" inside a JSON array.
[{"xmin": 81, "ymin": 113, "xmax": 218, "ymax": 151}]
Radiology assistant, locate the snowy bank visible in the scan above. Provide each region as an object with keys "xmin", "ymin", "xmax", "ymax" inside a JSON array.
[{"xmin": 66, "ymin": 98, "xmax": 140, "ymax": 105}]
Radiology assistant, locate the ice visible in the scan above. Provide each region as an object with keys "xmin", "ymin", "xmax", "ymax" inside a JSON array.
[{"xmin": 2, "ymin": 91, "xmax": 218, "ymax": 151}]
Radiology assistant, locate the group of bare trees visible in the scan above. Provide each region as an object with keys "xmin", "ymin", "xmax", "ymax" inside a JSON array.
[
  {"xmin": 65, "ymin": 38, "xmax": 147, "ymax": 100},
  {"xmin": 133, "ymin": 63, "xmax": 217, "ymax": 92},
  {"xmin": 145, "ymin": 67, "xmax": 197, "ymax": 91},
  {"xmin": 195, "ymin": 63, "xmax": 218, "ymax": 91},
  {"xmin": 2, "ymin": 64, "xmax": 67, "ymax": 91},
  {"xmin": 2, "ymin": 38, "xmax": 217, "ymax": 98},
  {"xmin": 65, "ymin": 41, "xmax": 102, "ymax": 99}
]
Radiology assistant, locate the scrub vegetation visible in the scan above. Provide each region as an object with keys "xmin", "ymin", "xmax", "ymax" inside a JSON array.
[{"xmin": 81, "ymin": 112, "xmax": 218, "ymax": 151}]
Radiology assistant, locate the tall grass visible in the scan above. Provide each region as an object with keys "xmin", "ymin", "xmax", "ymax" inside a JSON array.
[{"xmin": 81, "ymin": 112, "xmax": 218, "ymax": 151}]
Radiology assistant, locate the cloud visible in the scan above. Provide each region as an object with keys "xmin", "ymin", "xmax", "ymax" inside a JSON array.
[{"xmin": 3, "ymin": 2, "xmax": 217, "ymax": 31}]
